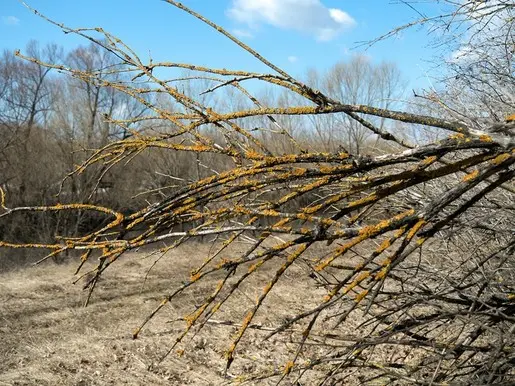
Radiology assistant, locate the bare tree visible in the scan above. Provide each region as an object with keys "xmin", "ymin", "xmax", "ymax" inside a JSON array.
[
  {"xmin": 47, "ymin": 42, "xmax": 151, "ymax": 245},
  {"xmin": 310, "ymin": 55, "xmax": 406, "ymax": 154},
  {"xmin": 379, "ymin": 0, "xmax": 514, "ymax": 133},
  {"xmin": 0, "ymin": 41, "xmax": 62, "ymax": 201},
  {"xmin": 1, "ymin": 1, "xmax": 514, "ymax": 384},
  {"xmin": 0, "ymin": 42, "xmax": 63, "ymax": 262}
]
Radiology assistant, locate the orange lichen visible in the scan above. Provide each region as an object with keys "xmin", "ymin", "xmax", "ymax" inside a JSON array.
[
  {"xmin": 241, "ymin": 310, "xmax": 254, "ymax": 329},
  {"xmin": 319, "ymin": 165, "xmax": 339, "ymax": 174},
  {"xmin": 376, "ymin": 238, "xmax": 392, "ymax": 253},
  {"xmin": 277, "ymin": 192, "xmax": 298, "ymax": 204},
  {"xmin": 380, "ymin": 258, "xmax": 392, "ymax": 266},
  {"xmin": 450, "ymin": 133, "xmax": 466, "ymax": 140},
  {"xmin": 297, "ymin": 213, "xmax": 314, "ymax": 221},
  {"xmin": 248, "ymin": 260, "xmax": 264, "ymax": 273},
  {"xmin": 479, "ymin": 134, "xmax": 493, "ymax": 142},
  {"xmin": 290, "ymin": 167, "xmax": 307, "ymax": 177},
  {"xmin": 342, "ymin": 281, "xmax": 359, "ymax": 295},
  {"xmin": 232, "ymin": 205, "xmax": 249, "ymax": 214},
  {"xmin": 303, "ymin": 203, "xmax": 323, "ymax": 214},
  {"xmin": 416, "ymin": 237, "xmax": 426, "ymax": 245},
  {"xmin": 343, "ymin": 271, "xmax": 371, "ymax": 296},
  {"xmin": 375, "ymin": 266, "xmax": 389, "ymax": 280},
  {"xmin": 271, "ymin": 153, "xmax": 299, "ymax": 164},
  {"xmin": 262, "ymin": 282, "xmax": 273, "ymax": 294},
  {"xmin": 359, "ymin": 210, "xmax": 414, "ymax": 239},
  {"xmin": 348, "ymin": 213, "xmax": 360, "ymax": 224},
  {"xmin": 400, "ymin": 208, "xmax": 416, "ymax": 218},
  {"xmin": 359, "ymin": 220, "xmax": 389, "ymax": 237},
  {"xmin": 287, "ymin": 244, "xmax": 307, "ymax": 262},
  {"xmin": 490, "ymin": 153, "xmax": 510, "ymax": 165},
  {"xmin": 182, "ymin": 197, "xmax": 196, "ymax": 205},
  {"xmin": 173, "ymin": 203, "xmax": 196, "ymax": 215},
  {"xmin": 314, "ymin": 262, "xmax": 326, "ymax": 272},
  {"xmin": 462, "ymin": 169, "xmax": 479, "ymax": 182},
  {"xmin": 216, "ymin": 258, "xmax": 232, "ymax": 269},
  {"xmin": 353, "ymin": 262, "xmax": 365, "ymax": 271},
  {"xmin": 226, "ymin": 345, "xmax": 236, "ymax": 359},
  {"xmin": 184, "ymin": 304, "xmax": 207, "ymax": 327},
  {"xmin": 355, "ymin": 271, "xmax": 371, "ymax": 282},
  {"xmin": 273, "ymin": 218, "xmax": 290, "ymax": 227},
  {"xmin": 301, "ymin": 176, "xmax": 331, "ymax": 191},
  {"xmin": 348, "ymin": 193, "xmax": 377, "ymax": 208},
  {"xmin": 211, "ymin": 302, "xmax": 222, "ymax": 314},
  {"xmin": 215, "ymin": 280, "xmax": 225, "ymax": 292},
  {"xmin": 406, "ymin": 219, "xmax": 426, "ymax": 240},
  {"xmin": 261, "ymin": 209, "xmax": 280, "ymax": 217},
  {"xmin": 0, "ymin": 241, "xmax": 60, "ymax": 249},
  {"xmin": 315, "ymin": 235, "xmax": 367, "ymax": 272},
  {"xmin": 355, "ymin": 289, "xmax": 369, "ymax": 303},
  {"xmin": 320, "ymin": 218, "xmax": 335, "ymax": 227},
  {"xmin": 283, "ymin": 361, "xmax": 295, "ymax": 375},
  {"xmin": 395, "ymin": 226, "xmax": 407, "ymax": 237},
  {"xmin": 421, "ymin": 155, "xmax": 438, "ymax": 165}
]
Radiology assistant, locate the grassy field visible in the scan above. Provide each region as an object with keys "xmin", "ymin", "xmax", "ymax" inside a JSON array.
[{"xmin": 0, "ymin": 242, "xmax": 330, "ymax": 385}]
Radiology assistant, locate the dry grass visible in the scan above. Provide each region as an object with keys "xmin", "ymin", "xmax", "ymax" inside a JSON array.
[{"xmin": 0, "ymin": 242, "xmax": 331, "ymax": 386}]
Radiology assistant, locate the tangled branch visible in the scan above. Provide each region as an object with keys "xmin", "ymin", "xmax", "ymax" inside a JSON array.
[{"xmin": 2, "ymin": 1, "xmax": 514, "ymax": 384}]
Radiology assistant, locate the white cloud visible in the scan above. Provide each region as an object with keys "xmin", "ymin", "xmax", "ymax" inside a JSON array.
[
  {"xmin": 227, "ymin": 0, "xmax": 355, "ymax": 41},
  {"xmin": 329, "ymin": 9, "xmax": 353, "ymax": 25},
  {"xmin": 2, "ymin": 16, "xmax": 20, "ymax": 26},
  {"xmin": 232, "ymin": 29, "xmax": 254, "ymax": 39},
  {"xmin": 287, "ymin": 55, "xmax": 298, "ymax": 63}
]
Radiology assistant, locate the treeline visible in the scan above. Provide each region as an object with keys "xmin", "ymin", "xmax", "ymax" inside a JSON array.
[{"xmin": 0, "ymin": 40, "xmax": 414, "ymax": 267}]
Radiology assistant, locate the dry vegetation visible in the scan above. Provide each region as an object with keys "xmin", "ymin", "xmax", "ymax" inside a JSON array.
[
  {"xmin": 1, "ymin": 242, "xmax": 336, "ymax": 385},
  {"xmin": 1, "ymin": 1, "xmax": 514, "ymax": 385}
]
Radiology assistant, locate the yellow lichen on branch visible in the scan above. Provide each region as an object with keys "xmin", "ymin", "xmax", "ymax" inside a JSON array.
[
  {"xmin": 4, "ymin": 3, "xmax": 513, "ymax": 383},
  {"xmin": 0, "ymin": 187, "xmax": 6, "ymax": 210},
  {"xmin": 462, "ymin": 169, "xmax": 479, "ymax": 182}
]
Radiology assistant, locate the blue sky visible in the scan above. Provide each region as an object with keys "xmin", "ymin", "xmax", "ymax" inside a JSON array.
[{"xmin": 0, "ymin": 1, "xmax": 450, "ymax": 90}]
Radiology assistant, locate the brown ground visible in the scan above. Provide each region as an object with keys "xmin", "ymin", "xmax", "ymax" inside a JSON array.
[{"xmin": 0, "ymin": 242, "xmax": 330, "ymax": 386}]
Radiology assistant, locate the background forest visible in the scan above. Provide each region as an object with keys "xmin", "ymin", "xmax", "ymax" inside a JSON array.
[
  {"xmin": 0, "ymin": 1, "xmax": 514, "ymax": 385},
  {"xmin": 0, "ymin": 40, "xmax": 411, "ymax": 267}
]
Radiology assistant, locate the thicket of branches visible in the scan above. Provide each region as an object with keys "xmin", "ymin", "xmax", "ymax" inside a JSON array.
[
  {"xmin": 0, "ymin": 39, "xmax": 404, "ymax": 267},
  {"xmin": 1, "ymin": 1, "xmax": 514, "ymax": 384}
]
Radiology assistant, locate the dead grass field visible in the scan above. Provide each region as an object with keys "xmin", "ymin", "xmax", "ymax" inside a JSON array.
[{"xmin": 0, "ymin": 242, "xmax": 334, "ymax": 385}]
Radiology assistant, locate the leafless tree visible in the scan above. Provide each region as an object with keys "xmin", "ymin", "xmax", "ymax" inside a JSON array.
[
  {"xmin": 0, "ymin": 42, "xmax": 63, "ymax": 262},
  {"xmin": 306, "ymin": 55, "xmax": 406, "ymax": 154},
  {"xmin": 0, "ymin": 41, "xmax": 62, "ymax": 199},
  {"xmin": 0, "ymin": 1, "xmax": 514, "ymax": 384}
]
